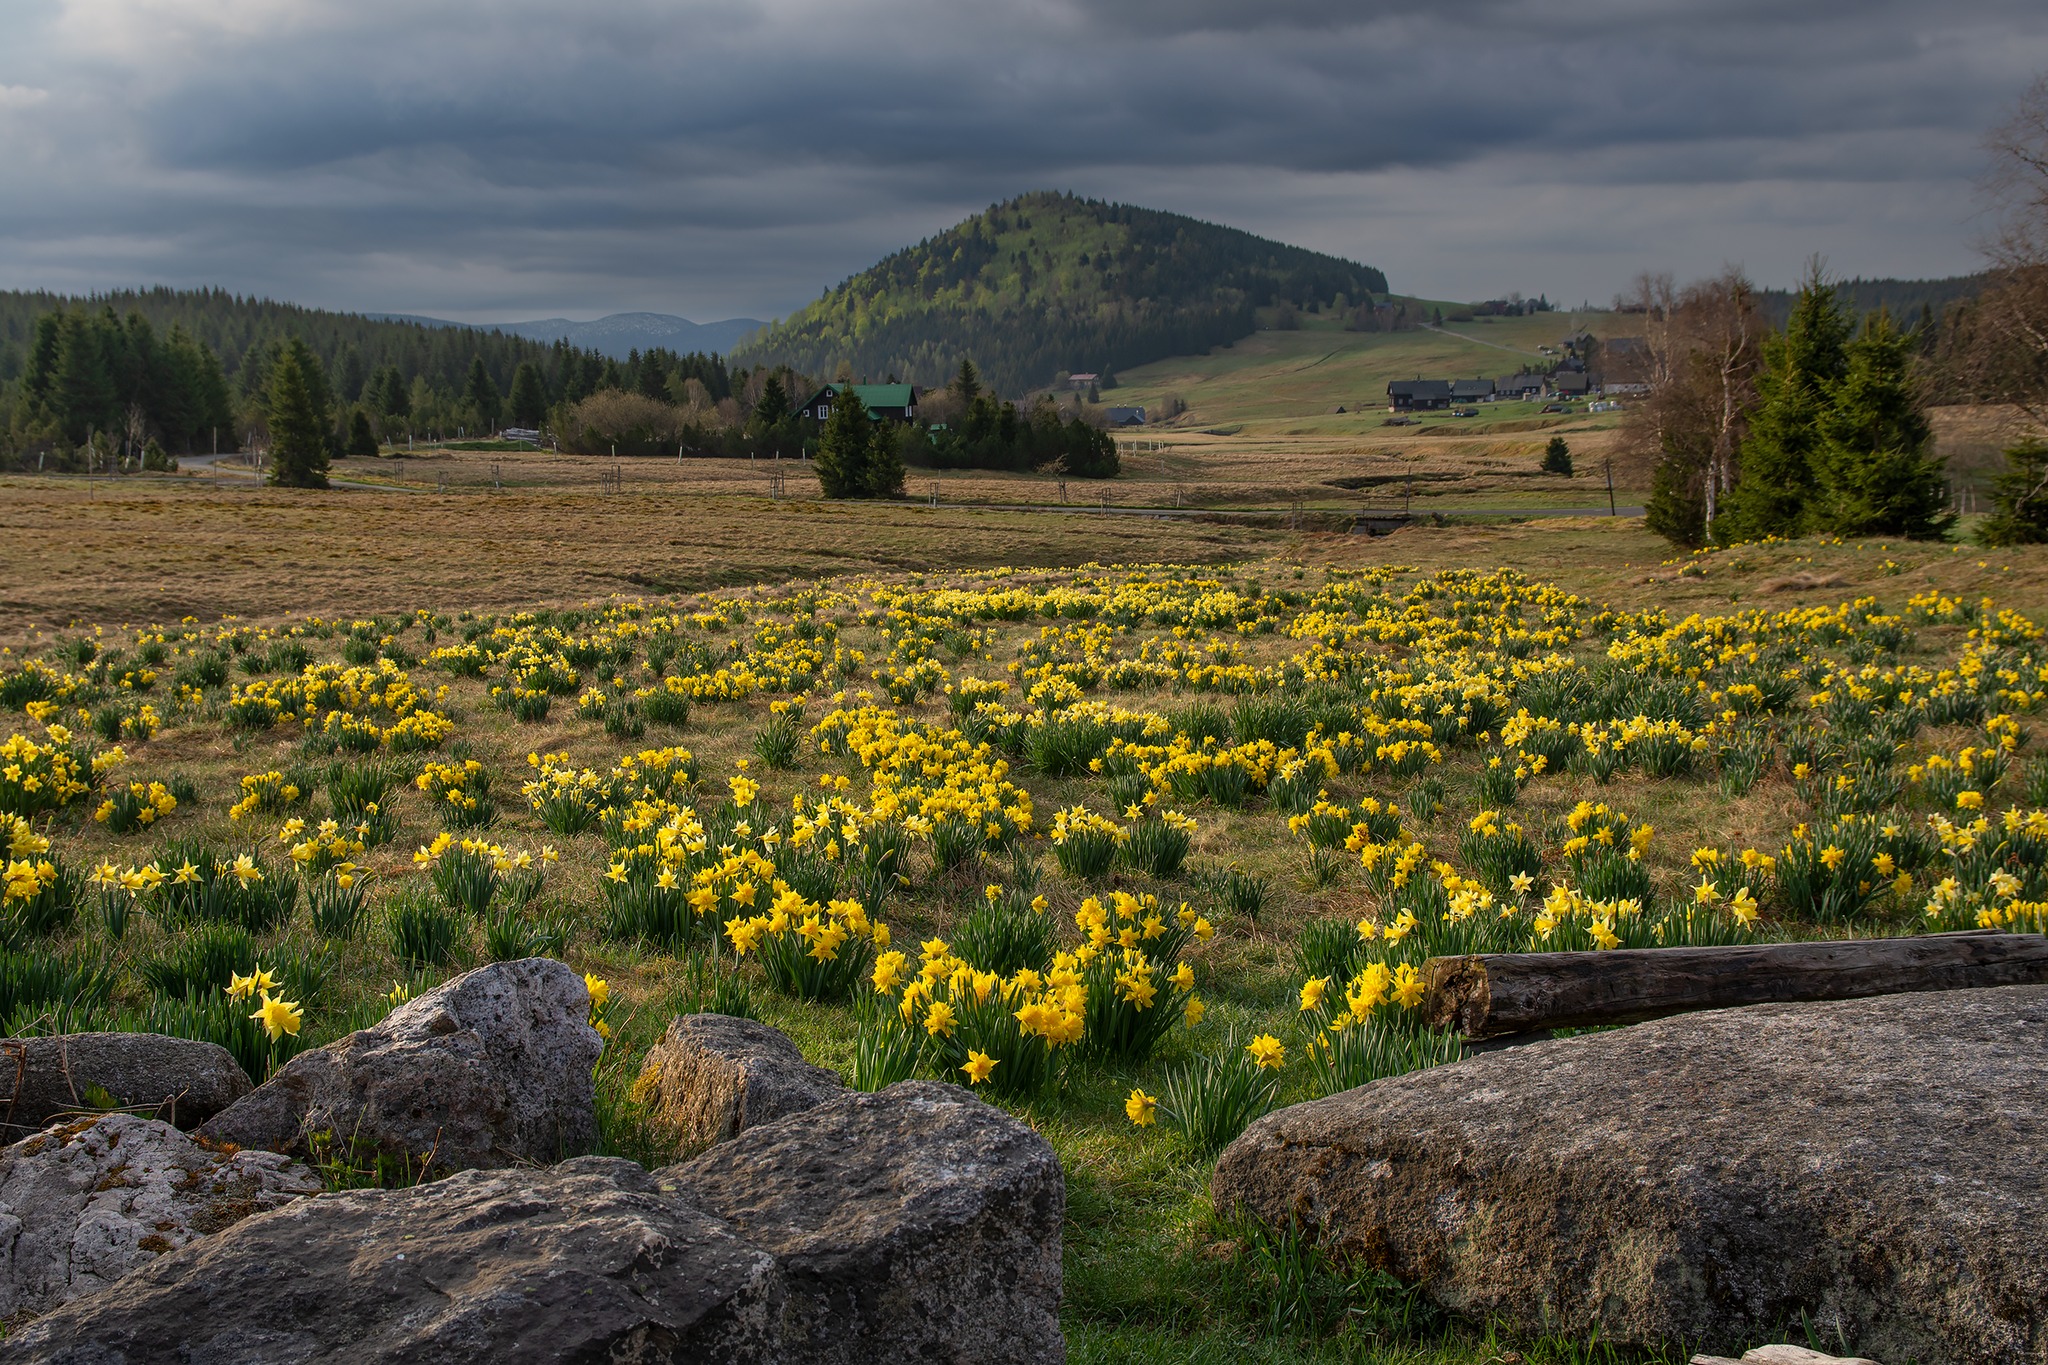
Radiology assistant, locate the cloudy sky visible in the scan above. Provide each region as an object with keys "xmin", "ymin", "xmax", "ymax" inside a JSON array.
[{"xmin": 3, "ymin": 0, "xmax": 2046, "ymax": 324}]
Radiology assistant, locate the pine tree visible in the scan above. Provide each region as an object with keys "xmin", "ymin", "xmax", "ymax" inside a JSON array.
[
  {"xmin": 346, "ymin": 407, "xmax": 380, "ymax": 459},
  {"xmin": 332, "ymin": 344, "xmax": 367, "ymax": 405},
  {"xmin": 952, "ymin": 359, "xmax": 981, "ymax": 407},
  {"xmin": 1715, "ymin": 270, "xmax": 1851, "ymax": 542},
  {"xmin": 1812, "ymin": 311, "xmax": 1951, "ymax": 539},
  {"xmin": 267, "ymin": 339, "xmax": 331, "ymax": 489},
  {"xmin": 753, "ymin": 373, "xmax": 790, "ymax": 428},
  {"xmin": 864, "ymin": 423, "xmax": 907, "ymax": 497},
  {"xmin": 1541, "ymin": 436, "xmax": 1573, "ymax": 476},
  {"xmin": 462, "ymin": 356, "xmax": 501, "ymax": 429},
  {"xmin": 508, "ymin": 362, "xmax": 547, "ymax": 428},
  {"xmin": 1981, "ymin": 439, "xmax": 2048, "ymax": 546},
  {"xmin": 814, "ymin": 386, "xmax": 873, "ymax": 498},
  {"xmin": 50, "ymin": 311, "xmax": 115, "ymax": 444}
]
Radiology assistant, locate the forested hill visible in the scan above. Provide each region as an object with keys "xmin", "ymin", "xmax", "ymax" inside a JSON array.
[
  {"xmin": 728, "ymin": 192, "xmax": 1388, "ymax": 396},
  {"xmin": 1753, "ymin": 274, "xmax": 1990, "ymax": 330},
  {"xmin": 0, "ymin": 287, "xmax": 581, "ymax": 402},
  {"xmin": 0, "ymin": 286, "xmax": 739, "ymax": 456}
]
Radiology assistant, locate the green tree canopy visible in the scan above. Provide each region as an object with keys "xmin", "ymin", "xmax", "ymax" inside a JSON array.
[
  {"xmin": 813, "ymin": 386, "xmax": 874, "ymax": 498},
  {"xmin": 267, "ymin": 338, "xmax": 331, "ymax": 489},
  {"xmin": 1715, "ymin": 269, "xmax": 1852, "ymax": 542},
  {"xmin": 508, "ymin": 362, "xmax": 547, "ymax": 428},
  {"xmin": 1813, "ymin": 310, "xmax": 1951, "ymax": 539},
  {"xmin": 346, "ymin": 407, "xmax": 379, "ymax": 459},
  {"xmin": 753, "ymin": 373, "xmax": 790, "ymax": 428},
  {"xmin": 463, "ymin": 355, "xmax": 502, "ymax": 429},
  {"xmin": 1979, "ymin": 439, "xmax": 2048, "ymax": 546},
  {"xmin": 864, "ymin": 423, "xmax": 907, "ymax": 498}
]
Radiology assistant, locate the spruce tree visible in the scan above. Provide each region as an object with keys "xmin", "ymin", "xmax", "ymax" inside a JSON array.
[
  {"xmin": 1981, "ymin": 439, "xmax": 2048, "ymax": 546},
  {"xmin": 753, "ymin": 373, "xmax": 790, "ymax": 428},
  {"xmin": 508, "ymin": 362, "xmax": 547, "ymax": 428},
  {"xmin": 864, "ymin": 423, "xmax": 907, "ymax": 497},
  {"xmin": 1715, "ymin": 271, "xmax": 1851, "ymax": 542},
  {"xmin": 952, "ymin": 359, "xmax": 981, "ymax": 407},
  {"xmin": 267, "ymin": 340, "xmax": 331, "ymax": 489},
  {"xmin": 1812, "ymin": 311, "xmax": 1952, "ymax": 540},
  {"xmin": 51, "ymin": 311, "xmax": 115, "ymax": 443},
  {"xmin": 1541, "ymin": 436, "xmax": 1573, "ymax": 476},
  {"xmin": 814, "ymin": 386, "xmax": 873, "ymax": 498},
  {"xmin": 346, "ymin": 407, "xmax": 380, "ymax": 459},
  {"xmin": 462, "ymin": 356, "xmax": 501, "ymax": 429}
]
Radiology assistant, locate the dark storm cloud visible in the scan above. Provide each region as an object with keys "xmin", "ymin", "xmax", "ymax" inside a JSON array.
[{"xmin": 0, "ymin": 0, "xmax": 2044, "ymax": 318}]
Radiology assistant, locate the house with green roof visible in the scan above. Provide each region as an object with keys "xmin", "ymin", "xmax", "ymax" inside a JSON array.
[{"xmin": 795, "ymin": 383, "xmax": 921, "ymax": 423}]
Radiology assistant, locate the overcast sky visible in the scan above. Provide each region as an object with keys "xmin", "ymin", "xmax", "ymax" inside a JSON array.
[{"xmin": 3, "ymin": 0, "xmax": 2046, "ymax": 324}]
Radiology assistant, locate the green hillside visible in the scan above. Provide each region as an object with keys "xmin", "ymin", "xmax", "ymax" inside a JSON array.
[
  {"xmin": 1108, "ymin": 310, "xmax": 1607, "ymax": 436},
  {"xmin": 729, "ymin": 191, "xmax": 1388, "ymax": 396}
]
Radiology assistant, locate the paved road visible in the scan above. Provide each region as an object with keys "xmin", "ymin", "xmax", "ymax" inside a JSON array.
[{"xmin": 180, "ymin": 451, "xmax": 415, "ymax": 492}]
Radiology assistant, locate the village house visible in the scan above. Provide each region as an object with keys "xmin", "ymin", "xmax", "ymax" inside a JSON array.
[
  {"xmin": 1495, "ymin": 374, "xmax": 1547, "ymax": 400},
  {"xmin": 1387, "ymin": 378, "xmax": 1453, "ymax": 411},
  {"xmin": 1102, "ymin": 406, "xmax": 1147, "ymax": 427},
  {"xmin": 795, "ymin": 383, "xmax": 921, "ymax": 423},
  {"xmin": 1449, "ymin": 378, "xmax": 1494, "ymax": 403}
]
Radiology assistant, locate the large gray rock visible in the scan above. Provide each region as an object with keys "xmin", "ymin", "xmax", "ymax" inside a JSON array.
[
  {"xmin": 1214, "ymin": 984, "xmax": 2048, "ymax": 1364},
  {"xmin": 0, "ymin": 1113, "xmax": 320, "ymax": 1317},
  {"xmin": 634, "ymin": 1012, "xmax": 845, "ymax": 1152},
  {"xmin": 666, "ymin": 1080, "xmax": 1066, "ymax": 1364},
  {"xmin": 0, "ymin": 1033, "xmax": 251, "ymax": 1139},
  {"xmin": 10, "ymin": 1081, "xmax": 1066, "ymax": 1364},
  {"xmin": 3, "ymin": 1157, "xmax": 781, "ymax": 1361},
  {"xmin": 198, "ymin": 957, "xmax": 601, "ymax": 1173}
]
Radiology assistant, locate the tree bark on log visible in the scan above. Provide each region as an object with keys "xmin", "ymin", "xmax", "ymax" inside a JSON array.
[{"xmin": 1425, "ymin": 931, "xmax": 2048, "ymax": 1040}]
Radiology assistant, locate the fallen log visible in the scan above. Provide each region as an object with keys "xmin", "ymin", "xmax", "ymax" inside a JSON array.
[{"xmin": 1424, "ymin": 930, "xmax": 2048, "ymax": 1040}]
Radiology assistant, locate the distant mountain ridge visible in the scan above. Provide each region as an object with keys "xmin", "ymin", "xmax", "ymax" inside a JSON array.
[
  {"xmin": 729, "ymin": 190, "xmax": 1389, "ymax": 396},
  {"xmin": 367, "ymin": 311, "xmax": 764, "ymax": 359}
]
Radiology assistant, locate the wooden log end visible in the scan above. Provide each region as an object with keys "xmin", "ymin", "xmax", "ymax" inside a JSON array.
[{"xmin": 1422, "ymin": 956, "xmax": 1491, "ymax": 1038}]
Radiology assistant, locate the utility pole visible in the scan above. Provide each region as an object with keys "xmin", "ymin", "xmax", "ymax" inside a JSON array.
[{"xmin": 1605, "ymin": 454, "xmax": 1616, "ymax": 516}]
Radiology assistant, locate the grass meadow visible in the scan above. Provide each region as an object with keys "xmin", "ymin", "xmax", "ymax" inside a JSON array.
[{"xmin": 3, "ymin": 478, "xmax": 2046, "ymax": 1362}]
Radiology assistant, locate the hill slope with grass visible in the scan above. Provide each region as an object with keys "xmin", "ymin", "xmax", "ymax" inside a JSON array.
[
  {"xmin": 1106, "ymin": 310, "xmax": 1606, "ymax": 438},
  {"xmin": 728, "ymin": 191, "xmax": 1387, "ymax": 396}
]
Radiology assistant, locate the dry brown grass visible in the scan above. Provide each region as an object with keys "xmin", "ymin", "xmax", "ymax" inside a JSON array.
[
  {"xmin": 9, "ymin": 470, "xmax": 2047, "ymax": 650},
  {"xmin": 0, "ymin": 478, "xmax": 1286, "ymax": 643}
]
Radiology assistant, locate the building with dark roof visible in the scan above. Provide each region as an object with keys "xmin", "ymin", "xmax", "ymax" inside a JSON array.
[
  {"xmin": 1387, "ymin": 379, "xmax": 1453, "ymax": 411},
  {"xmin": 795, "ymin": 383, "xmax": 921, "ymax": 422}
]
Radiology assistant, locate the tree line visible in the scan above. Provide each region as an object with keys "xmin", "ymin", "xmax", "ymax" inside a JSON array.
[
  {"xmin": 1634, "ymin": 75, "xmax": 2048, "ymax": 549},
  {"xmin": 1631, "ymin": 267, "xmax": 1951, "ymax": 547},
  {"xmin": 808, "ymin": 360, "xmax": 1118, "ymax": 499}
]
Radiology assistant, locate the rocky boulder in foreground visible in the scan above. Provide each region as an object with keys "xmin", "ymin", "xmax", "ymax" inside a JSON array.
[
  {"xmin": 1214, "ymin": 984, "xmax": 2048, "ymax": 1364},
  {"xmin": 633, "ymin": 1012, "xmax": 847, "ymax": 1152},
  {"xmin": 10, "ymin": 1081, "xmax": 1066, "ymax": 1364},
  {"xmin": 0, "ymin": 1113, "xmax": 321, "ymax": 1317},
  {"xmin": 0, "ymin": 1033, "xmax": 251, "ymax": 1139},
  {"xmin": 197, "ymin": 957, "xmax": 601, "ymax": 1173}
]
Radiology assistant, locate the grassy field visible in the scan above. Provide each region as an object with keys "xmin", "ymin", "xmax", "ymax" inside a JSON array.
[
  {"xmin": 4, "ymin": 483, "xmax": 2046, "ymax": 1361},
  {"xmin": 1106, "ymin": 311, "xmax": 1610, "ymax": 439}
]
